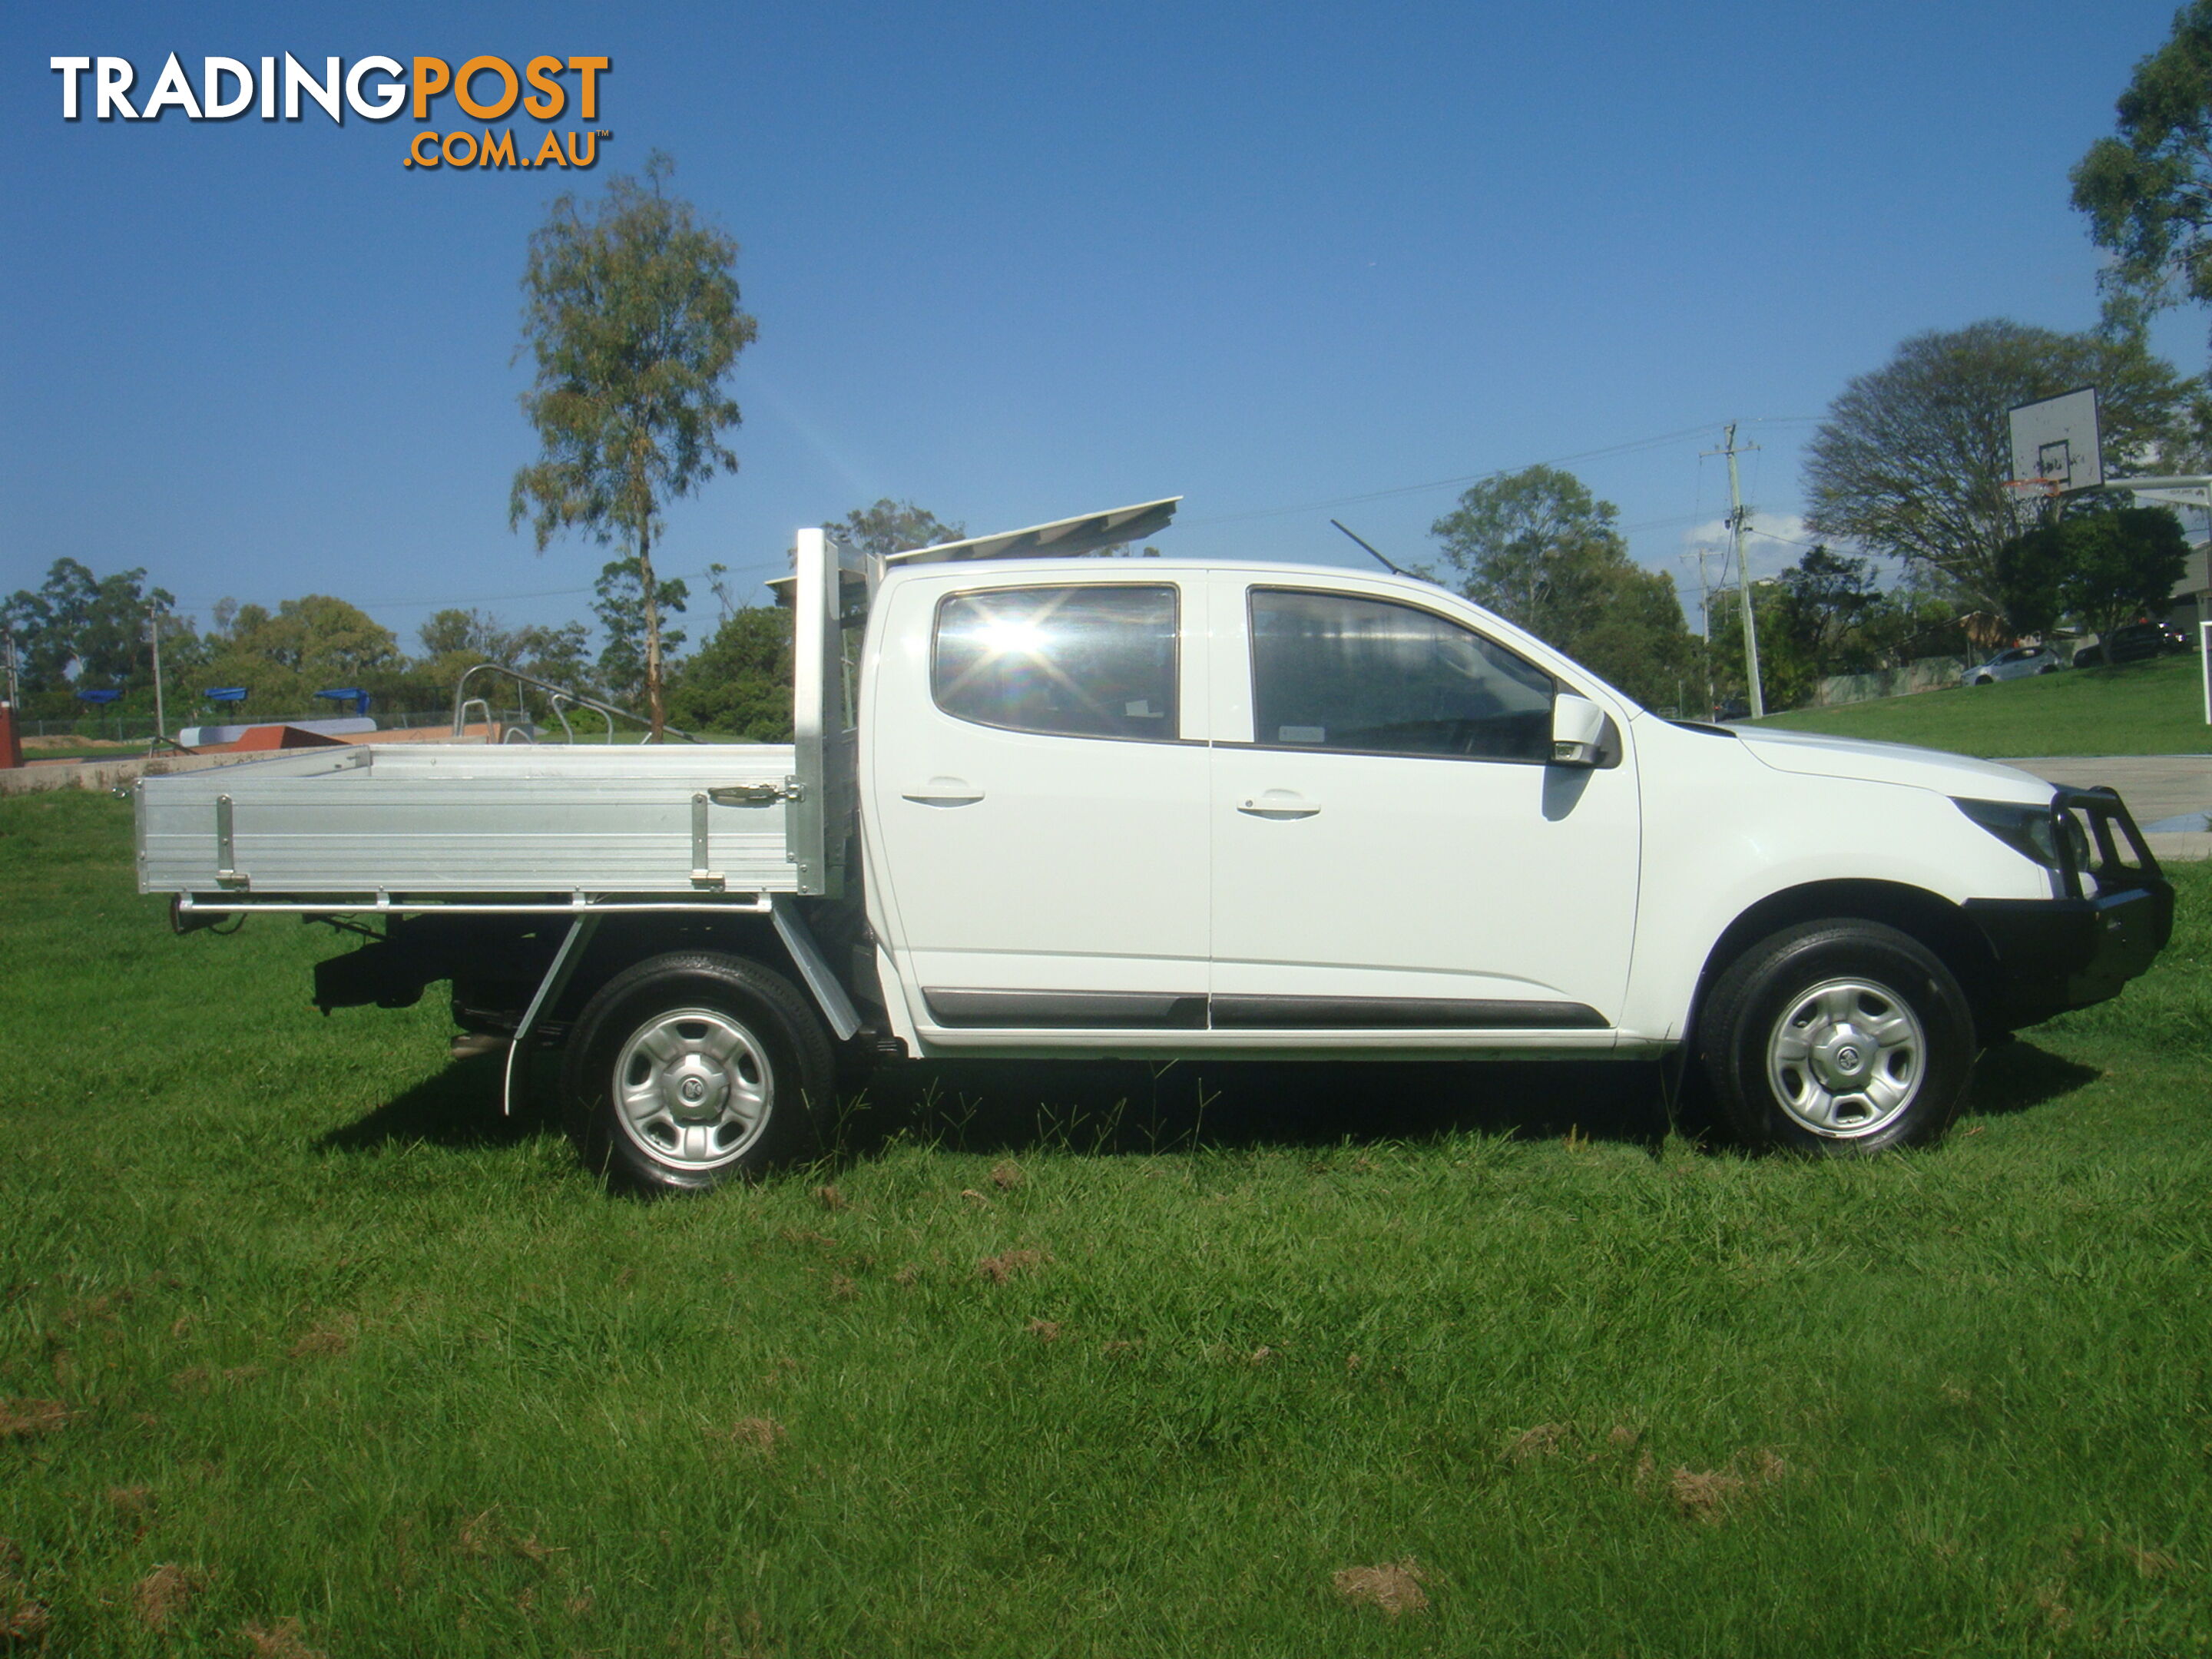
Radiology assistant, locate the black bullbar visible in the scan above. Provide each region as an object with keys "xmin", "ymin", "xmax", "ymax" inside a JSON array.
[{"xmin": 1962, "ymin": 786, "xmax": 2175, "ymax": 1031}]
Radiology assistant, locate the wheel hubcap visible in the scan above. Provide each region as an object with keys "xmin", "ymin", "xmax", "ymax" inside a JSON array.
[
  {"xmin": 1766, "ymin": 977, "xmax": 1926, "ymax": 1138},
  {"xmin": 612, "ymin": 1008, "xmax": 773, "ymax": 1170}
]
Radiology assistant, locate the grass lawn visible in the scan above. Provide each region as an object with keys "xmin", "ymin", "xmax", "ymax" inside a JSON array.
[
  {"xmin": 4, "ymin": 791, "xmax": 2211, "ymax": 1656},
  {"xmin": 1754, "ymin": 651, "xmax": 2212, "ymax": 757}
]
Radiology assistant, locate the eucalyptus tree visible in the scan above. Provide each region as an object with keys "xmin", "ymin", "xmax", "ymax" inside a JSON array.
[
  {"xmin": 510, "ymin": 151, "xmax": 756, "ymax": 737},
  {"xmin": 2073, "ymin": 1, "xmax": 2212, "ymax": 342}
]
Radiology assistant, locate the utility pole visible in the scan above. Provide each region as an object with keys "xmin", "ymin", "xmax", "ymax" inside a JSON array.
[
  {"xmin": 2, "ymin": 630, "xmax": 18, "ymax": 709},
  {"xmin": 1705, "ymin": 423, "xmax": 1765, "ymax": 719},
  {"xmin": 147, "ymin": 600, "xmax": 166, "ymax": 749}
]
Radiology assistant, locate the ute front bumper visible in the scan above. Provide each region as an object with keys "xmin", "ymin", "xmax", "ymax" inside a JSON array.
[{"xmin": 1963, "ymin": 786, "xmax": 2175, "ymax": 1032}]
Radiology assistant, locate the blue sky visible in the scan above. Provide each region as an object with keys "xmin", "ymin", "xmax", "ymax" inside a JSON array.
[{"xmin": 0, "ymin": 0, "xmax": 2197, "ymax": 653}]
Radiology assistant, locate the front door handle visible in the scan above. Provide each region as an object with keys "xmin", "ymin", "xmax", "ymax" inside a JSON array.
[
  {"xmin": 902, "ymin": 776, "xmax": 985, "ymax": 806},
  {"xmin": 1237, "ymin": 790, "xmax": 1320, "ymax": 820}
]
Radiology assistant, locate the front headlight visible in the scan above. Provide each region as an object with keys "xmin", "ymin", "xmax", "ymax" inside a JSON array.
[{"xmin": 1953, "ymin": 796, "xmax": 2091, "ymax": 890}]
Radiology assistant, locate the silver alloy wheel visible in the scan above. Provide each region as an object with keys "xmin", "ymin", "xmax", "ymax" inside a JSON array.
[
  {"xmin": 611, "ymin": 1006, "xmax": 774, "ymax": 1171},
  {"xmin": 1764, "ymin": 977, "xmax": 1926, "ymax": 1138}
]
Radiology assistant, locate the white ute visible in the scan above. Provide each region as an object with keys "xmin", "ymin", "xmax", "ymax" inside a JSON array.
[{"xmin": 137, "ymin": 499, "xmax": 2174, "ymax": 1190}]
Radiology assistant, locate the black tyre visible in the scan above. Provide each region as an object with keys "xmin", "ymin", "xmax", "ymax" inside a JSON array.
[
  {"xmin": 1697, "ymin": 921, "xmax": 1975, "ymax": 1154},
  {"xmin": 561, "ymin": 951, "xmax": 831, "ymax": 1194},
  {"xmin": 1972, "ymin": 674, "xmax": 1994, "ymax": 686}
]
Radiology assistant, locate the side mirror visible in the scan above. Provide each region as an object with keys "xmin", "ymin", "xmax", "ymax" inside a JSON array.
[{"xmin": 1551, "ymin": 694, "xmax": 1607, "ymax": 766}]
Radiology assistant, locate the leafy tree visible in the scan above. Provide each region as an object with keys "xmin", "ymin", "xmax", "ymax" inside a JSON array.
[
  {"xmin": 412, "ymin": 608, "xmax": 596, "ymax": 716},
  {"xmin": 2071, "ymin": 2, "xmax": 2212, "ymax": 343},
  {"xmin": 1801, "ymin": 320, "xmax": 2191, "ymax": 611},
  {"xmin": 2, "ymin": 560, "xmax": 179, "ymax": 713},
  {"xmin": 591, "ymin": 560, "xmax": 688, "ymax": 708},
  {"xmin": 192, "ymin": 596, "xmax": 405, "ymax": 717},
  {"xmin": 509, "ymin": 151, "xmax": 756, "ymax": 739},
  {"xmin": 1995, "ymin": 498, "xmax": 2188, "ymax": 646},
  {"xmin": 666, "ymin": 605, "xmax": 793, "ymax": 739},
  {"xmin": 834, "ymin": 499, "xmax": 965, "ymax": 561},
  {"xmin": 1993, "ymin": 525, "xmax": 2072, "ymax": 637},
  {"xmin": 1427, "ymin": 465, "xmax": 1697, "ymax": 707},
  {"xmin": 1708, "ymin": 584, "xmax": 1800, "ymax": 710},
  {"xmin": 2063, "ymin": 499, "xmax": 2189, "ymax": 646},
  {"xmin": 1773, "ymin": 546, "xmax": 1886, "ymax": 675},
  {"xmin": 1428, "ymin": 465, "xmax": 1616, "ymax": 629}
]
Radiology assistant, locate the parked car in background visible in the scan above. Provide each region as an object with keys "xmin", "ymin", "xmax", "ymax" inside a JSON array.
[
  {"xmin": 1962, "ymin": 646, "xmax": 2064, "ymax": 686},
  {"xmin": 2072, "ymin": 621, "xmax": 2190, "ymax": 667}
]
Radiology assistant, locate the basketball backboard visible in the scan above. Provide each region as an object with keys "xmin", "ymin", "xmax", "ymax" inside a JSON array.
[{"xmin": 2008, "ymin": 386, "xmax": 2103, "ymax": 493}]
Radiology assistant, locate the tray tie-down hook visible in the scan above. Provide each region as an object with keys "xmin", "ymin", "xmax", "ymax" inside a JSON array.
[{"xmin": 707, "ymin": 780, "xmax": 803, "ymax": 806}]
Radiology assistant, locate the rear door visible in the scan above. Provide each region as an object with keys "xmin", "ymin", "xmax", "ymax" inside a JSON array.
[
  {"xmin": 1206, "ymin": 575, "xmax": 1640, "ymax": 1033},
  {"xmin": 865, "ymin": 570, "xmax": 1212, "ymax": 1031}
]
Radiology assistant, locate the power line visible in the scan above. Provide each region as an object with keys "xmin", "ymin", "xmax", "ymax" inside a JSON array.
[
  {"xmin": 161, "ymin": 555, "xmax": 795, "ymax": 614},
  {"xmin": 144, "ymin": 415, "xmax": 1830, "ymax": 615},
  {"xmin": 1183, "ymin": 417, "xmax": 1819, "ymax": 529}
]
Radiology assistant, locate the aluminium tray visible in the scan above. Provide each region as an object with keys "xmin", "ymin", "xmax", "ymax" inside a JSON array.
[{"xmin": 134, "ymin": 742, "xmax": 805, "ymax": 901}]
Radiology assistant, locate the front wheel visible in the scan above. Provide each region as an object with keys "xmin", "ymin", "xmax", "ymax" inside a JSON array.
[
  {"xmin": 561, "ymin": 952, "xmax": 831, "ymax": 1194},
  {"xmin": 1972, "ymin": 674, "xmax": 1995, "ymax": 686},
  {"xmin": 1697, "ymin": 921, "xmax": 1975, "ymax": 1154}
]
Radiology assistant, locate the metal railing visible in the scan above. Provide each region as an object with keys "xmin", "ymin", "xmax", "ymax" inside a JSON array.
[{"xmin": 449, "ymin": 663, "xmax": 698, "ymax": 744}]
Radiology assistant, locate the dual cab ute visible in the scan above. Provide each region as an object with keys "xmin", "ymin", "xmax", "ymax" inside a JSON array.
[{"xmin": 136, "ymin": 499, "xmax": 2174, "ymax": 1190}]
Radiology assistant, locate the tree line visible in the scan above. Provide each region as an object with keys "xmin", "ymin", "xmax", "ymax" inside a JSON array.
[{"xmin": 0, "ymin": 498, "xmax": 967, "ymax": 738}]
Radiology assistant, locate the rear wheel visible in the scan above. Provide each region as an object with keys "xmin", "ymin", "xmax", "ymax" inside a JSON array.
[
  {"xmin": 561, "ymin": 952, "xmax": 831, "ymax": 1194},
  {"xmin": 1697, "ymin": 921, "xmax": 1975, "ymax": 1154}
]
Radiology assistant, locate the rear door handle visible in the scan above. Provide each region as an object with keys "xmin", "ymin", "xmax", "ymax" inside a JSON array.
[
  {"xmin": 902, "ymin": 777, "xmax": 985, "ymax": 806},
  {"xmin": 1237, "ymin": 791, "xmax": 1320, "ymax": 820}
]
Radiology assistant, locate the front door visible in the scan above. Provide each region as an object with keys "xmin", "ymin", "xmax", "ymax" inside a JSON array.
[
  {"xmin": 866, "ymin": 573, "xmax": 1211, "ymax": 1031},
  {"xmin": 1207, "ymin": 578, "xmax": 1639, "ymax": 1031}
]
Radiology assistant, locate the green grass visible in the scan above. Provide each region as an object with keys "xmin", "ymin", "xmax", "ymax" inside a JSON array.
[
  {"xmin": 4, "ymin": 791, "xmax": 2212, "ymax": 1656},
  {"xmin": 1754, "ymin": 651, "xmax": 2212, "ymax": 757}
]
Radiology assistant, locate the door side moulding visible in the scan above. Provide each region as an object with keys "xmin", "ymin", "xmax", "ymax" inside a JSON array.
[
  {"xmin": 922, "ymin": 988, "xmax": 1209, "ymax": 1028},
  {"xmin": 1208, "ymin": 994, "xmax": 1607, "ymax": 1029}
]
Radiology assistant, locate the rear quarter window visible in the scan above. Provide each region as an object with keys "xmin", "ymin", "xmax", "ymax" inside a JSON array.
[{"xmin": 932, "ymin": 584, "xmax": 1180, "ymax": 741}]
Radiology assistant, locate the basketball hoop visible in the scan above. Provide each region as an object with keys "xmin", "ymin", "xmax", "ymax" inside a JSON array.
[{"xmin": 2007, "ymin": 389, "xmax": 2103, "ymax": 496}]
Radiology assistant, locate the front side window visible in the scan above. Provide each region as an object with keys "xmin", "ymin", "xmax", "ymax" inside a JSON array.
[
  {"xmin": 933, "ymin": 584, "xmax": 1178, "ymax": 740},
  {"xmin": 1249, "ymin": 588, "xmax": 1555, "ymax": 761}
]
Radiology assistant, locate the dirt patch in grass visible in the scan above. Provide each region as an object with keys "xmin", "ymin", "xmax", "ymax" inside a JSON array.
[
  {"xmin": 455, "ymin": 1508, "xmax": 561, "ymax": 1564},
  {"xmin": 1, "ymin": 1539, "xmax": 48, "ymax": 1644},
  {"xmin": 0, "ymin": 1399, "xmax": 68, "ymax": 1439},
  {"xmin": 132, "ymin": 1562, "xmax": 205, "ymax": 1631},
  {"xmin": 1332, "ymin": 1557, "xmax": 1429, "ymax": 1616},
  {"xmin": 976, "ymin": 1249, "xmax": 1050, "ymax": 1284},
  {"xmin": 1669, "ymin": 1449, "xmax": 1790, "ymax": 1524},
  {"xmin": 1505, "ymin": 1422, "xmax": 1567, "ymax": 1462},
  {"xmin": 712, "ymin": 1417, "xmax": 786, "ymax": 1456},
  {"xmin": 1669, "ymin": 1467, "xmax": 1747, "ymax": 1522},
  {"xmin": 240, "ymin": 1616, "xmax": 326, "ymax": 1657},
  {"xmin": 287, "ymin": 1316, "xmax": 358, "ymax": 1359},
  {"xmin": 108, "ymin": 1486, "xmax": 156, "ymax": 1525}
]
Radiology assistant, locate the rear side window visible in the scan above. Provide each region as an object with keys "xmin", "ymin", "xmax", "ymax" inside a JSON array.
[
  {"xmin": 933, "ymin": 584, "xmax": 1179, "ymax": 740},
  {"xmin": 1249, "ymin": 588, "xmax": 1555, "ymax": 761}
]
